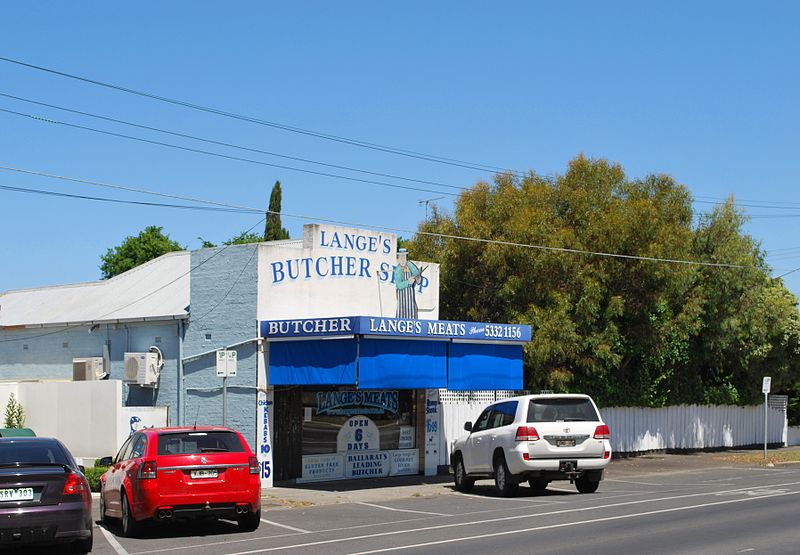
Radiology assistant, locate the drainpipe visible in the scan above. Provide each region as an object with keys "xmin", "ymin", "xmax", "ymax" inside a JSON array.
[{"xmin": 178, "ymin": 320, "xmax": 185, "ymax": 426}]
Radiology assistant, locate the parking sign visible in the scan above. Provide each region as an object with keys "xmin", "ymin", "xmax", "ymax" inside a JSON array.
[
  {"xmin": 216, "ymin": 350, "xmax": 227, "ymax": 377},
  {"xmin": 226, "ymin": 350, "xmax": 237, "ymax": 377}
]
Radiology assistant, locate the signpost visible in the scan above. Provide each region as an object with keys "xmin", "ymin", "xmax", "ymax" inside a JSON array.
[
  {"xmin": 762, "ymin": 376, "xmax": 771, "ymax": 461},
  {"xmin": 216, "ymin": 350, "xmax": 238, "ymax": 426}
]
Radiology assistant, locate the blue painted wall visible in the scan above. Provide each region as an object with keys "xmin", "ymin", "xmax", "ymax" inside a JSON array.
[
  {"xmin": 0, "ymin": 243, "xmax": 261, "ymax": 449},
  {"xmin": 0, "ymin": 320, "xmax": 182, "ymax": 421},
  {"xmin": 184, "ymin": 244, "xmax": 260, "ymax": 449}
]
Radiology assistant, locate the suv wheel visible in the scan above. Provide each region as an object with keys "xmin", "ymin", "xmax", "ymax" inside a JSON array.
[
  {"xmin": 493, "ymin": 454, "xmax": 518, "ymax": 497},
  {"xmin": 529, "ymin": 478, "xmax": 549, "ymax": 491},
  {"xmin": 575, "ymin": 476, "xmax": 600, "ymax": 494},
  {"xmin": 453, "ymin": 457, "xmax": 475, "ymax": 493}
]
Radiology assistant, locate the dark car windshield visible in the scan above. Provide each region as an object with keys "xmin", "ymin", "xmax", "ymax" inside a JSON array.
[
  {"xmin": 527, "ymin": 398, "xmax": 599, "ymax": 422},
  {"xmin": 0, "ymin": 439, "xmax": 71, "ymax": 466},
  {"xmin": 157, "ymin": 431, "xmax": 245, "ymax": 455}
]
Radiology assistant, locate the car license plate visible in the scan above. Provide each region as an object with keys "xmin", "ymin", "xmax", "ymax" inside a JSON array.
[
  {"xmin": 556, "ymin": 439, "xmax": 576, "ymax": 447},
  {"xmin": 190, "ymin": 469, "xmax": 218, "ymax": 479},
  {"xmin": 0, "ymin": 487, "xmax": 34, "ymax": 501}
]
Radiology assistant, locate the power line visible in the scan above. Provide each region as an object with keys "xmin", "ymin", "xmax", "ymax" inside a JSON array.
[
  {"xmin": 0, "ymin": 183, "xmax": 263, "ymax": 214},
  {"xmin": 0, "ymin": 92, "xmax": 466, "ymax": 191},
  {"xmin": 776, "ymin": 265, "xmax": 800, "ymax": 279},
  {"xmin": 0, "ymin": 163, "xmax": 754, "ymax": 271},
  {"xmin": 0, "ymin": 165, "xmax": 265, "ymax": 212},
  {"xmin": 4, "ymin": 58, "xmax": 795, "ymax": 213},
  {"xmin": 0, "ymin": 107, "xmax": 460, "ymax": 197},
  {"xmin": 0, "ymin": 55, "xmax": 526, "ymax": 177},
  {"xmin": 5, "ymin": 93, "xmax": 798, "ymax": 215}
]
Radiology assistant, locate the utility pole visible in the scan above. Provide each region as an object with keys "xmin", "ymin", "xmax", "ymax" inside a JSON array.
[{"xmin": 762, "ymin": 376, "xmax": 771, "ymax": 462}]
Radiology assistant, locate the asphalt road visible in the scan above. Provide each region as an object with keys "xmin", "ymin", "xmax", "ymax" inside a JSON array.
[{"xmin": 5, "ymin": 459, "xmax": 800, "ymax": 554}]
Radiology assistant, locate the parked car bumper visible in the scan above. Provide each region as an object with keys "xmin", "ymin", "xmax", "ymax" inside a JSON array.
[
  {"xmin": 0, "ymin": 500, "xmax": 92, "ymax": 544},
  {"xmin": 134, "ymin": 490, "xmax": 261, "ymax": 520},
  {"xmin": 506, "ymin": 444, "xmax": 612, "ymax": 477}
]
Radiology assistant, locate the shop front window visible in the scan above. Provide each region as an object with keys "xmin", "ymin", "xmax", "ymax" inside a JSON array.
[{"xmin": 301, "ymin": 389, "xmax": 416, "ymax": 455}]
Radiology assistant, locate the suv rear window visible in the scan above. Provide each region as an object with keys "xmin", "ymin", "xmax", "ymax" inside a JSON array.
[
  {"xmin": 157, "ymin": 432, "xmax": 245, "ymax": 455},
  {"xmin": 527, "ymin": 398, "xmax": 599, "ymax": 422}
]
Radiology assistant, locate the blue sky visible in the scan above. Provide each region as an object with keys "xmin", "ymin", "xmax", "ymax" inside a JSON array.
[{"xmin": 1, "ymin": 2, "xmax": 799, "ymax": 296}]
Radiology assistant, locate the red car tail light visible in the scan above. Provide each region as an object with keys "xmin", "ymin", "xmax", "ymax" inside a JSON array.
[
  {"xmin": 594, "ymin": 425, "xmax": 610, "ymax": 440},
  {"xmin": 139, "ymin": 460, "xmax": 157, "ymax": 479},
  {"xmin": 63, "ymin": 473, "xmax": 90, "ymax": 505},
  {"xmin": 248, "ymin": 456, "xmax": 259, "ymax": 475},
  {"xmin": 63, "ymin": 473, "xmax": 87, "ymax": 496},
  {"xmin": 515, "ymin": 426, "xmax": 540, "ymax": 441}
]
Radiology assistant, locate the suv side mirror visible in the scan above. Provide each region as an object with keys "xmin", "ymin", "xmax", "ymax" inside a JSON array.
[
  {"xmin": 98, "ymin": 456, "xmax": 113, "ymax": 466},
  {"xmin": 464, "ymin": 421, "xmax": 473, "ymax": 432}
]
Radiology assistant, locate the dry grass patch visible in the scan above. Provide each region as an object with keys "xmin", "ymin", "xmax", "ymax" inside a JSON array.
[{"xmin": 715, "ymin": 450, "xmax": 800, "ymax": 467}]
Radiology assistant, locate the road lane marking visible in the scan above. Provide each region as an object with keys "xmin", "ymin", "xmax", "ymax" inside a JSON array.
[
  {"xmin": 546, "ymin": 486, "xmax": 576, "ymax": 493},
  {"xmin": 130, "ymin": 478, "xmax": 800, "ymax": 555},
  {"xmin": 348, "ymin": 490, "xmax": 800, "ymax": 554},
  {"xmin": 260, "ymin": 518, "xmax": 311, "ymax": 533},
  {"xmin": 606, "ymin": 479, "xmax": 664, "ymax": 486},
  {"xmin": 357, "ymin": 502, "xmax": 450, "ymax": 516},
  {"xmin": 218, "ymin": 481, "xmax": 800, "ymax": 554},
  {"xmin": 455, "ymin": 492, "xmax": 566, "ymax": 504},
  {"xmin": 99, "ymin": 525, "xmax": 131, "ymax": 555}
]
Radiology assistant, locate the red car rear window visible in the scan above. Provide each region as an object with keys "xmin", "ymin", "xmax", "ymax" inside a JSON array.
[{"xmin": 157, "ymin": 432, "xmax": 245, "ymax": 455}]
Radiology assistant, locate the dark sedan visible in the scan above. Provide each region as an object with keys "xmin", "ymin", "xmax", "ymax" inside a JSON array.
[{"xmin": 0, "ymin": 437, "xmax": 92, "ymax": 553}]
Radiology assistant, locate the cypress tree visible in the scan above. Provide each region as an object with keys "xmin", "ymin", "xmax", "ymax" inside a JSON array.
[{"xmin": 264, "ymin": 180, "xmax": 290, "ymax": 241}]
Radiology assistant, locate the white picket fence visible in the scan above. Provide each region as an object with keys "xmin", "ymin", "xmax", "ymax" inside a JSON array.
[
  {"xmin": 439, "ymin": 398, "xmax": 787, "ymax": 466},
  {"xmin": 788, "ymin": 426, "xmax": 800, "ymax": 446}
]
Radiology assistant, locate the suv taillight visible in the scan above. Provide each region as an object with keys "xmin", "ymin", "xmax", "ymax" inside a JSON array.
[
  {"xmin": 248, "ymin": 456, "xmax": 259, "ymax": 475},
  {"xmin": 594, "ymin": 425, "xmax": 610, "ymax": 440},
  {"xmin": 139, "ymin": 460, "xmax": 157, "ymax": 479},
  {"xmin": 515, "ymin": 426, "xmax": 540, "ymax": 441}
]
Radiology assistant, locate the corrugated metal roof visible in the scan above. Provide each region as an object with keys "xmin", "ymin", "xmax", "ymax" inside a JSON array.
[{"xmin": 0, "ymin": 251, "xmax": 190, "ymax": 327}]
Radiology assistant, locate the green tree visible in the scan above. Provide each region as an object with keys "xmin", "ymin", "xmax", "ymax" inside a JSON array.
[
  {"xmin": 264, "ymin": 180, "xmax": 290, "ymax": 241},
  {"xmin": 4, "ymin": 393, "xmax": 25, "ymax": 428},
  {"xmin": 100, "ymin": 226, "xmax": 185, "ymax": 278},
  {"xmin": 409, "ymin": 156, "xmax": 800, "ymax": 408},
  {"xmin": 224, "ymin": 231, "xmax": 264, "ymax": 245}
]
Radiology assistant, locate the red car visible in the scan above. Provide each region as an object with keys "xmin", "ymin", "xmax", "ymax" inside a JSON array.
[{"xmin": 98, "ymin": 426, "xmax": 261, "ymax": 537}]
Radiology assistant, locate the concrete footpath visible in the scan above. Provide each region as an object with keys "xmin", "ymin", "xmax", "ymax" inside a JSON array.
[{"xmin": 262, "ymin": 446, "xmax": 800, "ymax": 509}]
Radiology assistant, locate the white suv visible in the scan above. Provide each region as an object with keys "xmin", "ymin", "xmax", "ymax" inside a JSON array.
[{"xmin": 451, "ymin": 394, "xmax": 612, "ymax": 496}]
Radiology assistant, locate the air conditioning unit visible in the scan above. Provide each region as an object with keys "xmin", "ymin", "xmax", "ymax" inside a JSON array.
[
  {"xmin": 73, "ymin": 357, "xmax": 106, "ymax": 381},
  {"xmin": 124, "ymin": 352, "xmax": 160, "ymax": 387}
]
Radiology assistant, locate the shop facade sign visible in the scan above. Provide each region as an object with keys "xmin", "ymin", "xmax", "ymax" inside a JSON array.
[
  {"xmin": 390, "ymin": 449, "xmax": 419, "ymax": 476},
  {"xmin": 300, "ymin": 454, "xmax": 344, "ymax": 482},
  {"xmin": 261, "ymin": 316, "xmax": 531, "ymax": 343},
  {"xmin": 256, "ymin": 390, "xmax": 274, "ymax": 488},
  {"xmin": 257, "ymin": 224, "xmax": 440, "ymax": 322},
  {"xmin": 317, "ymin": 390, "xmax": 399, "ymax": 416},
  {"xmin": 424, "ymin": 389, "xmax": 440, "ymax": 476}
]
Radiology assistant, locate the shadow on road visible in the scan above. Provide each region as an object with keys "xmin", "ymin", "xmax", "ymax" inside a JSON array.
[{"xmin": 97, "ymin": 518, "xmax": 246, "ymax": 540}]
